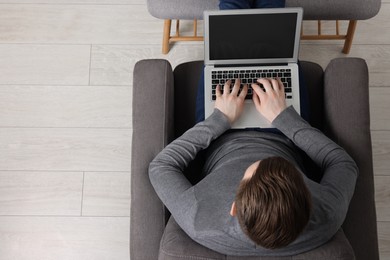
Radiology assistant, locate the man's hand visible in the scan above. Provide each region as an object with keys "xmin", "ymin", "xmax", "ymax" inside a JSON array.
[
  {"xmin": 251, "ymin": 78, "xmax": 287, "ymax": 122},
  {"xmin": 215, "ymin": 79, "xmax": 248, "ymax": 124}
]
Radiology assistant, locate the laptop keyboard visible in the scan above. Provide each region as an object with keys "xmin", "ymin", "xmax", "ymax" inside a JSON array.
[{"xmin": 211, "ymin": 68, "xmax": 292, "ymax": 101}]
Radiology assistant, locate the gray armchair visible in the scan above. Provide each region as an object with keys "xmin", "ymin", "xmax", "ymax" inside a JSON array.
[{"xmin": 130, "ymin": 58, "xmax": 379, "ymax": 260}]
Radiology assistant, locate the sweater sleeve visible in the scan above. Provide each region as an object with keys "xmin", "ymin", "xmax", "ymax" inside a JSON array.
[
  {"xmin": 148, "ymin": 109, "xmax": 231, "ymax": 214},
  {"xmin": 273, "ymin": 106, "xmax": 359, "ymax": 222}
]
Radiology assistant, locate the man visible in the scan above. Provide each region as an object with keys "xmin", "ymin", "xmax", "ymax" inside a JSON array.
[{"xmin": 149, "ymin": 78, "xmax": 358, "ymax": 256}]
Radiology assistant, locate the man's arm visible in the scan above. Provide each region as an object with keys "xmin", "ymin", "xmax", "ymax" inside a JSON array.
[
  {"xmin": 252, "ymin": 78, "xmax": 358, "ymax": 222},
  {"xmin": 149, "ymin": 80, "xmax": 247, "ymax": 215},
  {"xmin": 273, "ymin": 107, "xmax": 358, "ymax": 221},
  {"xmin": 149, "ymin": 109, "xmax": 230, "ymax": 212}
]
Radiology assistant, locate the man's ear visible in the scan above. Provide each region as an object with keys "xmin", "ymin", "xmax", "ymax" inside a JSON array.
[{"xmin": 230, "ymin": 202, "xmax": 237, "ymax": 217}]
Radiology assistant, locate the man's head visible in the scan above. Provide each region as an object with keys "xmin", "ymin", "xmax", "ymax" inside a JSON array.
[{"xmin": 230, "ymin": 157, "xmax": 312, "ymax": 249}]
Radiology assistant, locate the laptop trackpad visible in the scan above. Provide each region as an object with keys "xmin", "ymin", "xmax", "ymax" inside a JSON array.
[{"xmin": 231, "ymin": 102, "xmax": 273, "ymax": 129}]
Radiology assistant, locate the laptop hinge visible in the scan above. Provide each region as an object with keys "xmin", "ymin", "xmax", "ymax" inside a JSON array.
[{"xmin": 214, "ymin": 63, "xmax": 288, "ymax": 68}]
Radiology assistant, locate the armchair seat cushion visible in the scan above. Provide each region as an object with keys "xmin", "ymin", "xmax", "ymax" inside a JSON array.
[
  {"xmin": 159, "ymin": 217, "xmax": 355, "ymax": 260},
  {"xmin": 146, "ymin": 0, "xmax": 380, "ymax": 20}
]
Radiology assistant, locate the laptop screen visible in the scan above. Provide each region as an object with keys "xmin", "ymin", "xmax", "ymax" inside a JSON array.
[{"xmin": 204, "ymin": 8, "xmax": 303, "ymax": 65}]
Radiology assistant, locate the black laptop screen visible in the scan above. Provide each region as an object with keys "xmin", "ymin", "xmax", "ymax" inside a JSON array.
[{"xmin": 209, "ymin": 13, "xmax": 297, "ymax": 61}]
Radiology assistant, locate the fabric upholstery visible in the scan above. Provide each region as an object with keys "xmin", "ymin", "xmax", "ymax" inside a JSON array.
[
  {"xmin": 130, "ymin": 59, "xmax": 175, "ymax": 260},
  {"xmin": 323, "ymin": 58, "xmax": 379, "ymax": 260},
  {"xmin": 146, "ymin": 0, "xmax": 381, "ymax": 20},
  {"xmin": 159, "ymin": 217, "xmax": 355, "ymax": 260}
]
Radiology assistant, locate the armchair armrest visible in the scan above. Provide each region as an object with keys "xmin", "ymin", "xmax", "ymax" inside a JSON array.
[
  {"xmin": 323, "ymin": 58, "xmax": 379, "ymax": 260},
  {"xmin": 130, "ymin": 59, "xmax": 174, "ymax": 260}
]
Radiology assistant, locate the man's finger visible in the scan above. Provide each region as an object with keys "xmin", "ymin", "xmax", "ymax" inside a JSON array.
[
  {"xmin": 252, "ymin": 88, "xmax": 261, "ymax": 110},
  {"xmin": 252, "ymin": 83, "xmax": 265, "ymax": 97},
  {"xmin": 230, "ymin": 79, "xmax": 241, "ymax": 96},
  {"xmin": 216, "ymin": 84, "xmax": 222, "ymax": 97},
  {"xmin": 270, "ymin": 78, "xmax": 279, "ymax": 90},
  {"xmin": 276, "ymin": 78, "xmax": 285, "ymax": 93},
  {"xmin": 239, "ymin": 84, "xmax": 248, "ymax": 100},
  {"xmin": 223, "ymin": 80, "xmax": 231, "ymax": 95},
  {"xmin": 257, "ymin": 78, "xmax": 273, "ymax": 93}
]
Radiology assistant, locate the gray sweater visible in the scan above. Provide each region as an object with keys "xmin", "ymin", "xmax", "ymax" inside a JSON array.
[{"xmin": 149, "ymin": 107, "xmax": 358, "ymax": 256}]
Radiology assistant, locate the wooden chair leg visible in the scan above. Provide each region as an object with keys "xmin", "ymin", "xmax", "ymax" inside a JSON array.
[
  {"xmin": 162, "ymin": 19, "xmax": 172, "ymax": 54},
  {"xmin": 342, "ymin": 20, "xmax": 357, "ymax": 54}
]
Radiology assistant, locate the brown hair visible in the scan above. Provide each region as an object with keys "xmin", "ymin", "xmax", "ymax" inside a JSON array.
[{"xmin": 235, "ymin": 157, "xmax": 312, "ymax": 249}]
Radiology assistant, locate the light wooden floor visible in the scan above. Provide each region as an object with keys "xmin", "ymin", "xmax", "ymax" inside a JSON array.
[{"xmin": 0, "ymin": 1, "xmax": 389, "ymax": 259}]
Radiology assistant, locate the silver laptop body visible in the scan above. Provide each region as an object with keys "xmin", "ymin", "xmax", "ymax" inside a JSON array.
[{"xmin": 204, "ymin": 8, "xmax": 303, "ymax": 128}]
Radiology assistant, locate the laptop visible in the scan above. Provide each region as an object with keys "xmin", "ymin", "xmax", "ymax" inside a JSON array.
[{"xmin": 204, "ymin": 8, "xmax": 303, "ymax": 128}]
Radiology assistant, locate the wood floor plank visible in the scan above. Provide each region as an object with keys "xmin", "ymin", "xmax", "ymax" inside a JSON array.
[
  {"xmin": 0, "ymin": 128, "xmax": 132, "ymax": 172},
  {"xmin": 299, "ymin": 44, "xmax": 390, "ymax": 87},
  {"xmin": 375, "ymin": 176, "xmax": 390, "ymax": 221},
  {"xmin": 0, "ymin": 216, "xmax": 129, "ymax": 260},
  {"xmin": 90, "ymin": 44, "xmax": 204, "ymax": 86},
  {"xmin": 91, "ymin": 43, "xmax": 390, "ymax": 87},
  {"xmin": 0, "ymin": 85, "xmax": 132, "ymax": 128},
  {"xmin": 372, "ymin": 131, "xmax": 390, "ymax": 177},
  {"xmin": 378, "ymin": 222, "xmax": 390, "ymax": 260},
  {"xmin": 370, "ymin": 87, "xmax": 390, "ymax": 131},
  {"xmin": 0, "ymin": 171, "xmax": 83, "ymax": 216},
  {"xmin": 82, "ymin": 172, "xmax": 130, "ymax": 216},
  {"xmin": 0, "ymin": 0, "xmax": 141, "ymax": 3},
  {"xmin": 0, "ymin": 44, "xmax": 90, "ymax": 85},
  {"xmin": 0, "ymin": 4, "xmax": 161, "ymax": 44},
  {"xmin": 92, "ymin": 44, "xmax": 390, "ymax": 88}
]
